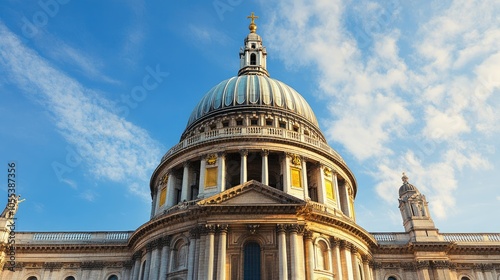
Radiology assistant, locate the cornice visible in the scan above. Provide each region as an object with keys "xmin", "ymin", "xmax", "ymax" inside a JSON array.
[{"xmin": 14, "ymin": 243, "xmax": 130, "ymax": 253}]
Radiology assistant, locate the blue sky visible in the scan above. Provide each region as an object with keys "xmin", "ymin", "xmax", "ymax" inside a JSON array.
[{"xmin": 0, "ymin": 0, "xmax": 498, "ymax": 233}]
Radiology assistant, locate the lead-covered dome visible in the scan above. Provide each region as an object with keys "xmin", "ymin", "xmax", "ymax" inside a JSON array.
[{"xmin": 185, "ymin": 75, "xmax": 319, "ymax": 131}]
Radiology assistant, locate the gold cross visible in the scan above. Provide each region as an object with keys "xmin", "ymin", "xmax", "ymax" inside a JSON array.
[{"xmin": 247, "ymin": 12, "xmax": 259, "ymax": 24}]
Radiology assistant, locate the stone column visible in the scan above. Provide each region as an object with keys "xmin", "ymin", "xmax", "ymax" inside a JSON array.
[
  {"xmin": 416, "ymin": 261, "xmax": 432, "ymax": 280},
  {"xmin": 301, "ymin": 158, "xmax": 309, "ymax": 199},
  {"xmin": 240, "ymin": 150, "xmax": 248, "ymax": 184},
  {"xmin": 362, "ymin": 256, "xmax": 373, "ymax": 280},
  {"xmin": 143, "ymin": 243, "xmax": 153, "ymax": 279},
  {"xmin": 199, "ymin": 156, "xmax": 207, "ymax": 198},
  {"xmin": 207, "ymin": 225, "xmax": 217, "ymax": 280},
  {"xmin": 330, "ymin": 238, "xmax": 343, "ymax": 280},
  {"xmin": 304, "ymin": 231, "xmax": 315, "ymax": 280},
  {"xmin": 149, "ymin": 239, "xmax": 162, "ymax": 280},
  {"xmin": 432, "ymin": 261, "xmax": 452, "ymax": 280},
  {"xmin": 333, "ymin": 172, "xmax": 341, "ymax": 209},
  {"xmin": 340, "ymin": 241, "xmax": 354, "ymax": 280},
  {"xmin": 122, "ymin": 261, "xmax": 133, "ymax": 280},
  {"xmin": 282, "ymin": 153, "xmax": 291, "ymax": 193},
  {"xmin": 277, "ymin": 224, "xmax": 288, "ymax": 280},
  {"xmin": 181, "ymin": 162, "xmax": 190, "ymax": 201},
  {"xmin": 261, "ymin": 150, "xmax": 269, "ymax": 185},
  {"xmin": 151, "ymin": 189, "xmax": 158, "ymax": 218},
  {"xmin": 217, "ymin": 224, "xmax": 229, "ymax": 280},
  {"xmin": 166, "ymin": 170, "xmax": 176, "ymax": 207},
  {"xmin": 158, "ymin": 236, "xmax": 172, "ymax": 280},
  {"xmin": 483, "ymin": 264, "xmax": 494, "ymax": 280},
  {"xmin": 131, "ymin": 251, "xmax": 142, "ymax": 280},
  {"xmin": 350, "ymin": 246, "xmax": 359, "ymax": 280},
  {"xmin": 317, "ymin": 164, "xmax": 327, "ymax": 204},
  {"xmin": 187, "ymin": 227, "xmax": 200, "ymax": 280},
  {"xmin": 371, "ymin": 262, "xmax": 381, "ymax": 280},
  {"xmin": 289, "ymin": 224, "xmax": 305, "ymax": 280},
  {"xmin": 218, "ymin": 152, "xmax": 226, "ymax": 192},
  {"xmin": 197, "ymin": 229, "xmax": 208, "ymax": 279}
]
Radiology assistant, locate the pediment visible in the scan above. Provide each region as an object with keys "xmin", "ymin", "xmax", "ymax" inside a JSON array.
[{"xmin": 198, "ymin": 180, "xmax": 305, "ymax": 206}]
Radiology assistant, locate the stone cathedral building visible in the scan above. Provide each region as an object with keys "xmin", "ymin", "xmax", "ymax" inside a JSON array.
[{"xmin": 1, "ymin": 13, "xmax": 499, "ymax": 280}]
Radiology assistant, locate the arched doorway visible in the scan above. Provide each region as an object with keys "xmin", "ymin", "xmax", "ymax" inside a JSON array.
[{"xmin": 244, "ymin": 242, "xmax": 261, "ymax": 280}]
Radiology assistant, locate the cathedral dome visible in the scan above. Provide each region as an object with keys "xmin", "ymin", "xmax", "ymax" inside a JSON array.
[{"xmin": 184, "ymin": 75, "xmax": 319, "ymax": 132}]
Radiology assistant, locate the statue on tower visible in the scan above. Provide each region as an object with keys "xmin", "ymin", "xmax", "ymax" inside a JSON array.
[{"xmin": 0, "ymin": 195, "xmax": 25, "ymax": 219}]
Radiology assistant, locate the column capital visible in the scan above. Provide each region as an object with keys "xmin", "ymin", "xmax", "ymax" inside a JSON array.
[
  {"xmin": 261, "ymin": 149, "xmax": 269, "ymax": 156},
  {"xmin": 217, "ymin": 151, "xmax": 226, "ymax": 158},
  {"xmin": 339, "ymin": 240, "xmax": 350, "ymax": 250},
  {"xmin": 190, "ymin": 226, "xmax": 201, "ymax": 239},
  {"xmin": 206, "ymin": 224, "xmax": 217, "ymax": 233},
  {"xmin": 350, "ymin": 245, "xmax": 358, "ymax": 254},
  {"xmin": 371, "ymin": 261, "xmax": 382, "ymax": 269},
  {"xmin": 183, "ymin": 161, "xmax": 191, "ymax": 168},
  {"xmin": 329, "ymin": 237, "xmax": 340, "ymax": 247},
  {"xmin": 146, "ymin": 240, "xmax": 157, "ymax": 252},
  {"xmin": 132, "ymin": 250, "xmax": 143, "ymax": 260},
  {"xmin": 123, "ymin": 260, "xmax": 134, "ymax": 269},
  {"xmin": 286, "ymin": 224, "xmax": 304, "ymax": 234},
  {"xmin": 160, "ymin": 235, "xmax": 172, "ymax": 247},
  {"xmin": 303, "ymin": 230, "xmax": 313, "ymax": 240},
  {"xmin": 239, "ymin": 149, "xmax": 248, "ymax": 156},
  {"xmin": 217, "ymin": 224, "xmax": 229, "ymax": 233},
  {"xmin": 361, "ymin": 255, "xmax": 372, "ymax": 264},
  {"xmin": 276, "ymin": 224, "xmax": 287, "ymax": 233},
  {"xmin": 416, "ymin": 260, "xmax": 430, "ymax": 269}
]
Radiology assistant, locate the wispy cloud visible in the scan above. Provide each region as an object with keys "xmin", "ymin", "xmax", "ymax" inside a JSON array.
[
  {"xmin": 0, "ymin": 22, "xmax": 163, "ymax": 199},
  {"xmin": 264, "ymin": 0, "xmax": 500, "ymax": 224}
]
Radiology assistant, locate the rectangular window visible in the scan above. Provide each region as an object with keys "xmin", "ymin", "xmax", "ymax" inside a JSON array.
[
  {"xmin": 325, "ymin": 179, "xmax": 335, "ymax": 200},
  {"xmin": 251, "ymin": 119, "xmax": 258, "ymax": 126},
  {"xmin": 291, "ymin": 167, "xmax": 302, "ymax": 188},
  {"xmin": 159, "ymin": 187, "xmax": 167, "ymax": 206},
  {"xmin": 205, "ymin": 167, "xmax": 218, "ymax": 188}
]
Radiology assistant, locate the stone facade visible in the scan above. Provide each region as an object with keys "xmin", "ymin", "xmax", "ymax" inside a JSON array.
[{"xmin": 1, "ymin": 14, "xmax": 499, "ymax": 280}]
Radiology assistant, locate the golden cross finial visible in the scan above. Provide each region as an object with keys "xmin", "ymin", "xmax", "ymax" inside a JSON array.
[
  {"xmin": 247, "ymin": 12, "xmax": 259, "ymax": 24},
  {"xmin": 247, "ymin": 12, "xmax": 259, "ymax": 33}
]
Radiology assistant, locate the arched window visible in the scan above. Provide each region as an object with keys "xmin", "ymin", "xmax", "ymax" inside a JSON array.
[
  {"xmin": 65, "ymin": 277, "xmax": 76, "ymax": 280},
  {"xmin": 173, "ymin": 239, "xmax": 188, "ymax": 270},
  {"xmin": 250, "ymin": 53, "xmax": 257, "ymax": 65},
  {"xmin": 315, "ymin": 240, "xmax": 329, "ymax": 270},
  {"xmin": 27, "ymin": 277, "xmax": 38, "ymax": 280},
  {"xmin": 244, "ymin": 242, "xmax": 261, "ymax": 280},
  {"xmin": 108, "ymin": 275, "xmax": 119, "ymax": 280}
]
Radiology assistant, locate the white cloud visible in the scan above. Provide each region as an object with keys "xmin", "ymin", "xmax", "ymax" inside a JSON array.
[
  {"xmin": 263, "ymin": 0, "xmax": 500, "ymax": 225},
  {"xmin": 0, "ymin": 22, "xmax": 163, "ymax": 199}
]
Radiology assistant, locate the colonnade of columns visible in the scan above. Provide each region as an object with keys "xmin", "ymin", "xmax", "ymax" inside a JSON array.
[
  {"xmin": 276, "ymin": 224, "xmax": 373, "ymax": 280},
  {"xmin": 154, "ymin": 150, "xmax": 355, "ymax": 220}
]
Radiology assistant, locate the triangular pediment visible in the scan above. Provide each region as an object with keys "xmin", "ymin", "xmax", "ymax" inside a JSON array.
[{"xmin": 198, "ymin": 180, "xmax": 305, "ymax": 206}]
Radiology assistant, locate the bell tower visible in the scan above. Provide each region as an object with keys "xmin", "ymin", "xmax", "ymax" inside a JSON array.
[
  {"xmin": 238, "ymin": 12, "xmax": 269, "ymax": 77},
  {"xmin": 398, "ymin": 173, "xmax": 439, "ymax": 242}
]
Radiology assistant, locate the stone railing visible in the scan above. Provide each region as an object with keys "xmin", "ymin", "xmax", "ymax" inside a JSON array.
[
  {"xmin": 371, "ymin": 232, "xmax": 411, "ymax": 244},
  {"xmin": 162, "ymin": 126, "xmax": 343, "ymax": 163},
  {"xmin": 307, "ymin": 201, "xmax": 343, "ymax": 217},
  {"xmin": 371, "ymin": 232, "xmax": 500, "ymax": 244},
  {"xmin": 442, "ymin": 233, "xmax": 500, "ymax": 243},
  {"xmin": 16, "ymin": 231, "xmax": 133, "ymax": 244}
]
